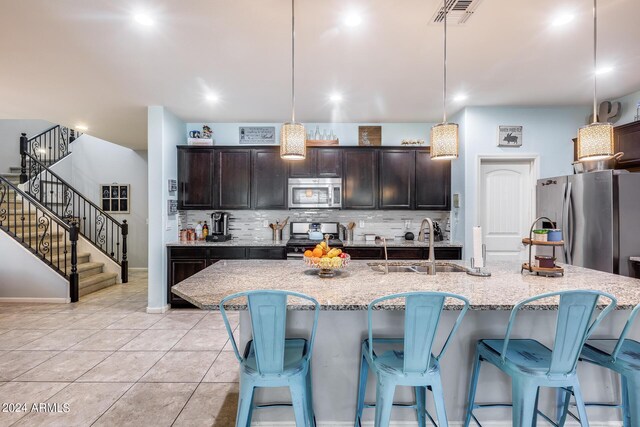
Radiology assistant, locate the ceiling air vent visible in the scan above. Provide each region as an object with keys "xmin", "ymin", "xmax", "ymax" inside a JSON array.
[{"xmin": 431, "ymin": 0, "xmax": 483, "ymax": 25}]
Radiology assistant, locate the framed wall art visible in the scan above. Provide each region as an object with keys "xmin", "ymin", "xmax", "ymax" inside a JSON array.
[
  {"xmin": 239, "ymin": 126, "xmax": 276, "ymax": 144},
  {"xmin": 498, "ymin": 125, "xmax": 523, "ymax": 147},
  {"xmin": 101, "ymin": 184, "xmax": 130, "ymax": 213}
]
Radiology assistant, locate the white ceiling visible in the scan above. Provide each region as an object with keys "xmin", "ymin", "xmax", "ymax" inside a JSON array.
[{"xmin": 1, "ymin": 0, "xmax": 639, "ymax": 149}]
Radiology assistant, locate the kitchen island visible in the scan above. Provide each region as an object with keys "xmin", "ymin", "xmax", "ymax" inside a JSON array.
[{"xmin": 173, "ymin": 260, "xmax": 640, "ymax": 424}]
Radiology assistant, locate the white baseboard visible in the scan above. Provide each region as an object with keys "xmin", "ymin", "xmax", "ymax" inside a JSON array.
[
  {"xmin": 129, "ymin": 268, "xmax": 148, "ymax": 272},
  {"xmin": 0, "ymin": 297, "xmax": 70, "ymax": 304},
  {"xmin": 146, "ymin": 304, "xmax": 170, "ymax": 314}
]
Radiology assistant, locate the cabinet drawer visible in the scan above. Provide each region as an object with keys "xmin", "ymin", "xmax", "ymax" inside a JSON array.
[
  {"xmin": 434, "ymin": 247, "xmax": 462, "ymax": 260},
  {"xmin": 386, "ymin": 248, "xmax": 423, "ymax": 259},
  {"xmin": 169, "ymin": 247, "xmax": 208, "ymax": 259},
  {"xmin": 210, "ymin": 247, "xmax": 246, "ymax": 259},
  {"xmin": 346, "ymin": 247, "xmax": 383, "ymax": 259},
  {"xmin": 247, "ymin": 247, "xmax": 286, "ymax": 260}
]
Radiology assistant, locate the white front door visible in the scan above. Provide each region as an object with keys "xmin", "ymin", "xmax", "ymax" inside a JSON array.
[{"xmin": 479, "ymin": 159, "xmax": 535, "ymax": 262}]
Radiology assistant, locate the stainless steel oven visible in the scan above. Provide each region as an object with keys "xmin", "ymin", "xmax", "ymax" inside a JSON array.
[{"xmin": 288, "ymin": 178, "xmax": 342, "ymax": 209}]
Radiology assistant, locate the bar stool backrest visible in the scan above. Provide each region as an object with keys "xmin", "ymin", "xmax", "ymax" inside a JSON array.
[
  {"xmin": 367, "ymin": 292, "xmax": 470, "ymax": 375},
  {"xmin": 611, "ymin": 304, "xmax": 640, "ymax": 361},
  {"xmin": 501, "ymin": 290, "xmax": 617, "ymax": 376},
  {"xmin": 220, "ymin": 290, "xmax": 320, "ymax": 375}
]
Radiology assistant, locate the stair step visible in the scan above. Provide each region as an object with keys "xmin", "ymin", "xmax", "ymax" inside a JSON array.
[
  {"xmin": 79, "ymin": 272, "xmax": 118, "ymax": 296},
  {"xmin": 14, "ymin": 230, "xmax": 65, "ymax": 241},
  {"xmin": 50, "ymin": 251, "xmax": 91, "ymax": 266},
  {"xmin": 77, "ymin": 261, "xmax": 105, "ymax": 279}
]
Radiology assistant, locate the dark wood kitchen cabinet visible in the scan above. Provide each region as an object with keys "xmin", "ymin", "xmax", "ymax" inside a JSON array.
[
  {"xmin": 379, "ymin": 150, "xmax": 415, "ymax": 209},
  {"xmin": 177, "ymin": 148, "xmax": 215, "ymax": 210},
  {"xmin": 343, "ymin": 149, "xmax": 378, "ymax": 209},
  {"xmin": 217, "ymin": 149, "xmax": 252, "ymax": 209},
  {"xmin": 415, "ymin": 150, "xmax": 451, "ymax": 210},
  {"xmin": 288, "ymin": 148, "xmax": 342, "ymax": 178},
  {"xmin": 252, "ymin": 149, "xmax": 288, "ymax": 209},
  {"xmin": 614, "ymin": 121, "xmax": 640, "ymax": 171},
  {"xmin": 346, "ymin": 246, "xmax": 462, "ymax": 261}
]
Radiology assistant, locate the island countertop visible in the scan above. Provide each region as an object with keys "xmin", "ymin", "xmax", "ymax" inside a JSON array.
[{"xmin": 171, "ymin": 260, "xmax": 640, "ymax": 311}]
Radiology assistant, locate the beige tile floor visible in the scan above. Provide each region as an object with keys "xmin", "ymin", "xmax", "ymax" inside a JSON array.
[{"xmin": 0, "ymin": 271, "xmax": 239, "ymax": 426}]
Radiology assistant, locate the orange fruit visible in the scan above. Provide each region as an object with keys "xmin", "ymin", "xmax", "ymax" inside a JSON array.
[
  {"xmin": 312, "ymin": 247, "xmax": 323, "ymax": 258},
  {"xmin": 304, "ymin": 250, "xmax": 313, "ymax": 257}
]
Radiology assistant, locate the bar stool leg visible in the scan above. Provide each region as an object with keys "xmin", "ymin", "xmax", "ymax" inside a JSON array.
[
  {"xmin": 415, "ymin": 386, "xmax": 426, "ymax": 427},
  {"xmin": 624, "ymin": 376, "xmax": 640, "ymax": 427},
  {"xmin": 355, "ymin": 352, "xmax": 369, "ymax": 426},
  {"xmin": 511, "ymin": 378, "xmax": 538, "ymax": 427},
  {"xmin": 556, "ymin": 387, "xmax": 571, "ymax": 426},
  {"xmin": 236, "ymin": 380, "xmax": 255, "ymax": 427},
  {"xmin": 291, "ymin": 376, "xmax": 313, "ymax": 427},
  {"xmin": 464, "ymin": 350, "xmax": 482, "ymax": 427},
  {"xmin": 571, "ymin": 382, "xmax": 590, "ymax": 427},
  {"xmin": 374, "ymin": 378, "xmax": 396, "ymax": 427},
  {"xmin": 305, "ymin": 367, "xmax": 316, "ymax": 427},
  {"xmin": 431, "ymin": 376, "xmax": 449, "ymax": 426}
]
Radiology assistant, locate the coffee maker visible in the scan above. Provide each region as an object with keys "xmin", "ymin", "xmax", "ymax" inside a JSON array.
[{"xmin": 206, "ymin": 212, "xmax": 232, "ymax": 242}]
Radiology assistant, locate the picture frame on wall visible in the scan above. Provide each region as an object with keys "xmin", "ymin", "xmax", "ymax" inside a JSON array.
[
  {"xmin": 101, "ymin": 184, "xmax": 130, "ymax": 213},
  {"xmin": 358, "ymin": 126, "xmax": 382, "ymax": 146},
  {"xmin": 497, "ymin": 125, "xmax": 523, "ymax": 147},
  {"xmin": 239, "ymin": 126, "xmax": 276, "ymax": 144}
]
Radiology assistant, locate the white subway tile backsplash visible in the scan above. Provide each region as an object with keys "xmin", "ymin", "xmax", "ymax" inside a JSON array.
[{"xmin": 178, "ymin": 210, "xmax": 450, "ymax": 242}]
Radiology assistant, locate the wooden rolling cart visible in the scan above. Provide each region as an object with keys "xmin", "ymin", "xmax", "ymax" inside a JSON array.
[{"xmin": 521, "ymin": 216, "xmax": 565, "ymax": 276}]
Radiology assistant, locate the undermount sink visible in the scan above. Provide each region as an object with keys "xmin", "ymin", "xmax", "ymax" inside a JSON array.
[{"xmin": 368, "ymin": 263, "xmax": 467, "ymax": 274}]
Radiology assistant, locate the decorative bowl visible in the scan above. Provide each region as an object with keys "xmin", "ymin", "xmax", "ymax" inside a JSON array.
[{"xmin": 303, "ymin": 254, "xmax": 351, "ymax": 278}]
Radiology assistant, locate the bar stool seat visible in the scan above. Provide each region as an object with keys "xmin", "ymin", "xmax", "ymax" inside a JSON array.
[
  {"xmin": 481, "ymin": 339, "xmax": 553, "ymax": 374},
  {"xmin": 243, "ymin": 338, "xmax": 309, "ymax": 375},
  {"xmin": 583, "ymin": 339, "xmax": 640, "ymax": 370},
  {"xmin": 365, "ymin": 340, "xmax": 438, "ymax": 374}
]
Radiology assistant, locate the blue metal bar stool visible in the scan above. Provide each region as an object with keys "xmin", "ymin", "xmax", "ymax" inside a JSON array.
[
  {"xmin": 464, "ymin": 290, "xmax": 617, "ymax": 427},
  {"xmin": 354, "ymin": 291, "xmax": 470, "ymax": 427},
  {"xmin": 578, "ymin": 304, "xmax": 640, "ymax": 427},
  {"xmin": 220, "ymin": 290, "xmax": 320, "ymax": 427}
]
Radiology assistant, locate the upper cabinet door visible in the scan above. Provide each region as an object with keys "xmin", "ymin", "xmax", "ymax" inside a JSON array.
[
  {"xmin": 316, "ymin": 149, "xmax": 343, "ymax": 177},
  {"xmin": 252, "ymin": 148, "xmax": 288, "ymax": 209},
  {"xmin": 415, "ymin": 150, "xmax": 451, "ymax": 210},
  {"xmin": 288, "ymin": 149, "xmax": 317, "ymax": 178},
  {"xmin": 379, "ymin": 150, "xmax": 415, "ymax": 209},
  {"xmin": 614, "ymin": 121, "xmax": 640, "ymax": 170},
  {"xmin": 178, "ymin": 148, "xmax": 215, "ymax": 210},
  {"xmin": 343, "ymin": 149, "xmax": 378, "ymax": 209},
  {"xmin": 217, "ymin": 149, "xmax": 252, "ymax": 209}
]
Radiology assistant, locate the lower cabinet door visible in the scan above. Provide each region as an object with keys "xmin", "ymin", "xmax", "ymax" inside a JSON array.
[
  {"xmin": 169, "ymin": 259, "xmax": 207, "ymax": 308},
  {"xmin": 386, "ymin": 248, "xmax": 423, "ymax": 259},
  {"xmin": 345, "ymin": 248, "xmax": 383, "ymax": 259},
  {"xmin": 247, "ymin": 247, "xmax": 286, "ymax": 259},
  {"xmin": 434, "ymin": 247, "xmax": 462, "ymax": 260}
]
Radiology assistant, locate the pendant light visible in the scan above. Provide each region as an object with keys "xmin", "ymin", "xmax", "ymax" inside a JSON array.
[
  {"xmin": 577, "ymin": 0, "xmax": 614, "ymax": 161},
  {"xmin": 430, "ymin": 0, "xmax": 458, "ymax": 160},
  {"xmin": 280, "ymin": 0, "xmax": 306, "ymax": 160}
]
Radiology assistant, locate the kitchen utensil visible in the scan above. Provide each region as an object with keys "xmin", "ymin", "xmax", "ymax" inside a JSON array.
[
  {"xmin": 576, "ymin": 152, "xmax": 624, "ymax": 173},
  {"xmin": 405, "ymin": 232, "xmax": 415, "ymax": 241},
  {"xmin": 347, "ymin": 222, "xmax": 356, "ymax": 230},
  {"xmin": 278, "ymin": 216, "xmax": 289, "ymax": 230}
]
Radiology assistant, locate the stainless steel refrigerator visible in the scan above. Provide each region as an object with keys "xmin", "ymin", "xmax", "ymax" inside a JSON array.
[{"xmin": 536, "ymin": 170, "xmax": 640, "ymax": 276}]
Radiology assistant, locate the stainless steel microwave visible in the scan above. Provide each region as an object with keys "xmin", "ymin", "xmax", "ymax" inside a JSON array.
[{"xmin": 288, "ymin": 178, "xmax": 342, "ymax": 209}]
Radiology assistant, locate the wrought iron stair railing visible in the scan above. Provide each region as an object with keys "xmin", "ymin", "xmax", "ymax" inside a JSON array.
[
  {"xmin": 19, "ymin": 151, "xmax": 128, "ymax": 283},
  {"xmin": 20, "ymin": 125, "xmax": 79, "ymax": 174},
  {"xmin": 0, "ymin": 175, "xmax": 81, "ymax": 302}
]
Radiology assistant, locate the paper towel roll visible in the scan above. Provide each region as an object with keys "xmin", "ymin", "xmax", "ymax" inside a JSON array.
[{"xmin": 473, "ymin": 226, "xmax": 484, "ymax": 268}]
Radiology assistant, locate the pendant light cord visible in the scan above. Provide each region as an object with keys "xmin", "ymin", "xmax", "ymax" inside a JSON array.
[
  {"xmin": 592, "ymin": 0, "xmax": 598, "ymax": 122},
  {"xmin": 291, "ymin": 0, "xmax": 296, "ymax": 124},
  {"xmin": 442, "ymin": 0, "xmax": 449, "ymax": 124}
]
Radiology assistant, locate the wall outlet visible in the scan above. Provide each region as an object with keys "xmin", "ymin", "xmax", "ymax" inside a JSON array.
[
  {"xmin": 263, "ymin": 220, "xmax": 269, "ymax": 228},
  {"xmin": 359, "ymin": 220, "xmax": 365, "ymax": 228},
  {"xmin": 404, "ymin": 220, "xmax": 411, "ymax": 229},
  {"xmin": 453, "ymin": 193, "xmax": 461, "ymax": 209}
]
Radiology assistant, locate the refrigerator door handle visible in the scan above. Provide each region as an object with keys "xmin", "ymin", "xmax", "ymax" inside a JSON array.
[{"xmin": 564, "ymin": 182, "xmax": 573, "ymax": 265}]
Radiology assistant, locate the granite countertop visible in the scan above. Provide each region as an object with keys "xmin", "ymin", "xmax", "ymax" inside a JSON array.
[
  {"xmin": 631, "ymin": 257, "xmax": 640, "ymax": 263},
  {"xmin": 172, "ymin": 259, "xmax": 640, "ymax": 311},
  {"xmin": 167, "ymin": 239, "xmax": 286, "ymax": 247},
  {"xmin": 344, "ymin": 240, "xmax": 462, "ymax": 248}
]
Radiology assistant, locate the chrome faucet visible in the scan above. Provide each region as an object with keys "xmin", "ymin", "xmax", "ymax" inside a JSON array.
[
  {"xmin": 418, "ymin": 218, "xmax": 436, "ymax": 275},
  {"xmin": 381, "ymin": 237, "xmax": 389, "ymax": 274}
]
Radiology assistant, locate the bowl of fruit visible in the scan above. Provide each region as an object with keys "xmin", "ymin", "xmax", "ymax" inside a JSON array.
[{"xmin": 303, "ymin": 241, "xmax": 350, "ymax": 278}]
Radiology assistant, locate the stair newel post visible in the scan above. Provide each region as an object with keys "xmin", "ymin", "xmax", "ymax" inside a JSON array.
[
  {"xmin": 19, "ymin": 132, "xmax": 28, "ymax": 184},
  {"xmin": 69, "ymin": 221, "xmax": 79, "ymax": 302},
  {"xmin": 121, "ymin": 220, "xmax": 128, "ymax": 283}
]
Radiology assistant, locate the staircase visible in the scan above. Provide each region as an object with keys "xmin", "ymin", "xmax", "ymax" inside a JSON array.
[{"xmin": 0, "ymin": 172, "xmax": 118, "ymax": 298}]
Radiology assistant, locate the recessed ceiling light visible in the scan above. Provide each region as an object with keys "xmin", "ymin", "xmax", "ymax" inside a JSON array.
[
  {"xmin": 596, "ymin": 65, "xmax": 614, "ymax": 75},
  {"xmin": 453, "ymin": 94, "xmax": 468, "ymax": 102},
  {"xmin": 329, "ymin": 93, "xmax": 343, "ymax": 103},
  {"xmin": 133, "ymin": 12, "xmax": 154, "ymax": 26},
  {"xmin": 551, "ymin": 12, "xmax": 575, "ymax": 27},
  {"xmin": 205, "ymin": 93, "xmax": 219, "ymax": 103},
  {"xmin": 343, "ymin": 12, "xmax": 362, "ymax": 28},
  {"xmin": 75, "ymin": 124, "xmax": 88, "ymax": 131}
]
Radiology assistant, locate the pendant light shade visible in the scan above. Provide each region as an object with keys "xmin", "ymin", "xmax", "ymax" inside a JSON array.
[
  {"xmin": 280, "ymin": 0, "xmax": 306, "ymax": 160},
  {"xmin": 578, "ymin": 0, "xmax": 614, "ymax": 161},
  {"xmin": 280, "ymin": 122, "xmax": 306, "ymax": 160},
  {"xmin": 430, "ymin": 123, "xmax": 459, "ymax": 160},
  {"xmin": 577, "ymin": 122, "xmax": 614, "ymax": 160},
  {"xmin": 431, "ymin": 0, "xmax": 458, "ymax": 160}
]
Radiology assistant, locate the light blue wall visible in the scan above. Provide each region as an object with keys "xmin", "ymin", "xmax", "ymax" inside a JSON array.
[
  {"xmin": 460, "ymin": 105, "xmax": 590, "ymax": 254},
  {"xmin": 186, "ymin": 122, "xmax": 437, "ymax": 146},
  {"xmin": 612, "ymin": 89, "xmax": 640, "ymax": 125}
]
